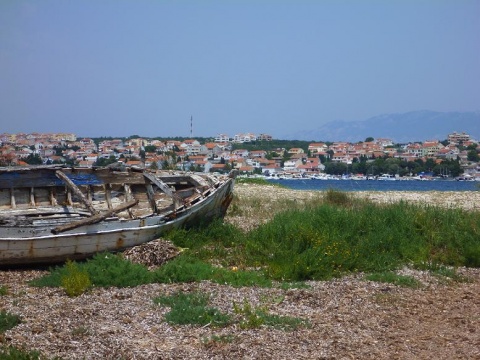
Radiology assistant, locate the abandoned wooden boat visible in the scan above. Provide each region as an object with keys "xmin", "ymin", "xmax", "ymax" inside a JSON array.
[{"xmin": 0, "ymin": 165, "xmax": 236, "ymax": 265}]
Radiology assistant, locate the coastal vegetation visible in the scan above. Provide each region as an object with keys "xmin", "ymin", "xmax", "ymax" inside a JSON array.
[
  {"xmin": 3, "ymin": 187, "xmax": 480, "ymax": 358},
  {"xmin": 153, "ymin": 292, "xmax": 231, "ymax": 327},
  {"xmin": 364, "ymin": 272, "xmax": 422, "ymax": 288},
  {"xmin": 0, "ymin": 345, "xmax": 52, "ymax": 360},
  {"xmin": 32, "ymin": 190, "xmax": 479, "ymax": 290},
  {"xmin": 323, "ymin": 156, "xmax": 464, "ymax": 177},
  {"xmin": 153, "ymin": 292, "xmax": 307, "ymax": 330},
  {"xmin": 0, "ymin": 310, "xmax": 21, "ymax": 334}
]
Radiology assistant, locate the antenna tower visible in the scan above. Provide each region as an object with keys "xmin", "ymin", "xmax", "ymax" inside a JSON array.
[{"xmin": 190, "ymin": 116, "xmax": 193, "ymax": 138}]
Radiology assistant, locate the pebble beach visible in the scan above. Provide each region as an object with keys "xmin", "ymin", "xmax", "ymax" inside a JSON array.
[{"xmin": 0, "ymin": 184, "xmax": 478, "ymax": 359}]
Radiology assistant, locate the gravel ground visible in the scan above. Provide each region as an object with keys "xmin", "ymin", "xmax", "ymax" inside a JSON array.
[{"xmin": 0, "ymin": 184, "xmax": 479, "ymax": 359}]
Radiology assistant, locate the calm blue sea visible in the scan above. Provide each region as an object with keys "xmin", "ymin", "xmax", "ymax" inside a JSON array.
[{"xmin": 266, "ymin": 179, "xmax": 479, "ymax": 192}]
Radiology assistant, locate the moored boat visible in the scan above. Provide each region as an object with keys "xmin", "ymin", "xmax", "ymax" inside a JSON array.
[
  {"xmin": 0, "ymin": 165, "xmax": 235, "ymax": 265},
  {"xmin": 377, "ymin": 174, "xmax": 397, "ymax": 181}
]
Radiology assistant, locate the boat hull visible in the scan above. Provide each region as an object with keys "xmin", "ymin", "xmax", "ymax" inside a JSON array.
[{"xmin": 0, "ymin": 172, "xmax": 234, "ymax": 265}]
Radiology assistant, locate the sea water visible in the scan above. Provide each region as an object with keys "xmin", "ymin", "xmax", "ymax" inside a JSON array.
[{"xmin": 266, "ymin": 179, "xmax": 479, "ymax": 192}]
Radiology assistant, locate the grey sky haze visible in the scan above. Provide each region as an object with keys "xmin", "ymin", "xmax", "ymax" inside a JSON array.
[{"xmin": 1, "ymin": 0, "xmax": 479, "ymax": 138}]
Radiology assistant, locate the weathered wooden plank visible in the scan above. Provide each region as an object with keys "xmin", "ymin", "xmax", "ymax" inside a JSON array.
[
  {"xmin": 123, "ymin": 184, "xmax": 134, "ymax": 218},
  {"xmin": 34, "ymin": 188, "xmax": 50, "ymax": 206},
  {"xmin": 52, "ymin": 199, "xmax": 139, "ymax": 234},
  {"xmin": 66, "ymin": 189, "xmax": 73, "ymax": 206},
  {"xmin": 0, "ymin": 207, "xmax": 91, "ymax": 218},
  {"xmin": 55, "ymin": 170, "xmax": 99, "ymax": 215},
  {"xmin": 0, "ymin": 169, "xmax": 61, "ymax": 188},
  {"xmin": 123, "ymin": 184, "xmax": 133, "ymax": 201},
  {"xmin": 143, "ymin": 172, "xmax": 183, "ymax": 209},
  {"xmin": 189, "ymin": 174, "xmax": 210, "ymax": 187},
  {"xmin": 145, "ymin": 183, "xmax": 158, "ymax": 213},
  {"xmin": 103, "ymin": 184, "xmax": 113, "ymax": 210},
  {"xmin": 0, "ymin": 167, "xmax": 205, "ymax": 190},
  {"xmin": 49, "ymin": 188, "xmax": 57, "ymax": 206},
  {"xmin": 0, "ymin": 167, "xmax": 147, "ymax": 189},
  {"xmin": 30, "ymin": 187, "xmax": 35, "ymax": 207},
  {"xmin": 10, "ymin": 188, "xmax": 16, "ymax": 209}
]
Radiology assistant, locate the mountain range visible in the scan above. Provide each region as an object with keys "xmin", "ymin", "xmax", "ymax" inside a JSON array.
[{"xmin": 284, "ymin": 110, "xmax": 480, "ymax": 143}]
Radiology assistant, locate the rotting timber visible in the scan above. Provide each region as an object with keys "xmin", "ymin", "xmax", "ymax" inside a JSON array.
[{"xmin": 0, "ymin": 165, "xmax": 235, "ymax": 265}]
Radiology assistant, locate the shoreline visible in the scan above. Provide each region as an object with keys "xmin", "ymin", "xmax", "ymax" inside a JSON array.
[
  {"xmin": 0, "ymin": 184, "xmax": 478, "ymax": 359},
  {"xmin": 234, "ymin": 183, "xmax": 480, "ymax": 209},
  {"xmin": 226, "ymin": 183, "xmax": 480, "ymax": 231}
]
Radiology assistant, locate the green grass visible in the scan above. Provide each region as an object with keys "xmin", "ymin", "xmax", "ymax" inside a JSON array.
[
  {"xmin": 413, "ymin": 262, "xmax": 472, "ymax": 283},
  {"xmin": 153, "ymin": 255, "xmax": 272, "ymax": 287},
  {"xmin": 30, "ymin": 253, "xmax": 154, "ymax": 288},
  {"xmin": 324, "ymin": 188, "xmax": 353, "ymax": 206},
  {"xmin": 279, "ymin": 282, "xmax": 311, "ymax": 290},
  {"xmin": 241, "ymin": 199, "xmax": 480, "ymax": 281},
  {"xmin": 31, "ymin": 191, "xmax": 480, "ymax": 287},
  {"xmin": 256, "ymin": 310, "xmax": 308, "ymax": 330},
  {"xmin": 0, "ymin": 285, "xmax": 8, "ymax": 296},
  {"xmin": 0, "ymin": 310, "xmax": 21, "ymax": 333},
  {"xmin": 154, "ymin": 292, "xmax": 308, "ymax": 330},
  {"xmin": 31, "ymin": 252, "xmax": 271, "ymax": 290},
  {"xmin": 202, "ymin": 334, "xmax": 236, "ymax": 347},
  {"xmin": 232, "ymin": 298, "xmax": 308, "ymax": 330},
  {"xmin": 154, "ymin": 292, "xmax": 231, "ymax": 327},
  {"xmin": 0, "ymin": 345, "xmax": 61, "ymax": 360},
  {"xmin": 364, "ymin": 271, "xmax": 422, "ymax": 288}
]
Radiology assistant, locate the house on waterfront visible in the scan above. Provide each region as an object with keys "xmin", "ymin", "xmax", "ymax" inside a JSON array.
[
  {"xmin": 422, "ymin": 141, "xmax": 444, "ymax": 157},
  {"xmin": 2, "ymin": 131, "xmax": 478, "ymax": 179}
]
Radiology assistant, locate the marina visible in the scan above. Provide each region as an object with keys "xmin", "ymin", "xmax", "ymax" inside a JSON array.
[{"xmin": 265, "ymin": 178, "xmax": 480, "ymax": 192}]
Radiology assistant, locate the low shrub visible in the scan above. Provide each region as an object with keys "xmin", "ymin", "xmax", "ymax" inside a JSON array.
[
  {"xmin": 80, "ymin": 253, "xmax": 152, "ymax": 287},
  {"xmin": 31, "ymin": 253, "xmax": 154, "ymax": 289},
  {"xmin": 324, "ymin": 188, "xmax": 352, "ymax": 206},
  {"xmin": 61, "ymin": 260, "xmax": 92, "ymax": 297},
  {"xmin": 233, "ymin": 298, "xmax": 307, "ymax": 330},
  {"xmin": 30, "ymin": 193, "xmax": 480, "ymax": 288},
  {"xmin": 0, "ymin": 310, "xmax": 21, "ymax": 333},
  {"xmin": 242, "ymin": 198, "xmax": 480, "ymax": 281},
  {"xmin": 0, "ymin": 345, "xmax": 60, "ymax": 360},
  {"xmin": 259, "ymin": 311, "xmax": 309, "ymax": 331},
  {"xmin": 364, "ymin": 272, "xmax": 421, "ymax": 288},
  {"xmin": 168, "ymin": 220, "xmax": 242, "ymax": 254},
  {"xmin": 154, "ymin": 293, "xmax": 307, "ymax": 330},
  {"xmin": 232, "ymin": 298, "xmax": 265, "ymax": 329},
  {"xmin": 152, "ymin": 255, "xmax": 271, "ymax": 287},
  {"xmin": 152, "ymin": 256, "xmax": 217, "ymax": 283},
  {"xmin": 154, "ymin": 292, "xmax": 231, "ymax": 327},
  {"xmin": 210, "ymin": 267, "xmax": 272, "ymax": 288},
  {"xmin": 414, "ymin": 262, "xmax": 471, "ymax": 283},
  {"xmin": 202, "ymin": 334, "xmax": 236, "ymax": 347}
]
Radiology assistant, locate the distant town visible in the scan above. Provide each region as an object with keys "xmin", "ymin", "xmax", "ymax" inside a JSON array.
[{"xmin": 0, "ymin": 131, "xmax": 479, "ymax": 180}]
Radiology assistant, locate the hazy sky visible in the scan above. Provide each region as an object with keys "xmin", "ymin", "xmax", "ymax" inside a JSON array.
[{"xmin": 1, "ymin": 0, "xmax": 479, "ymax": 138}]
